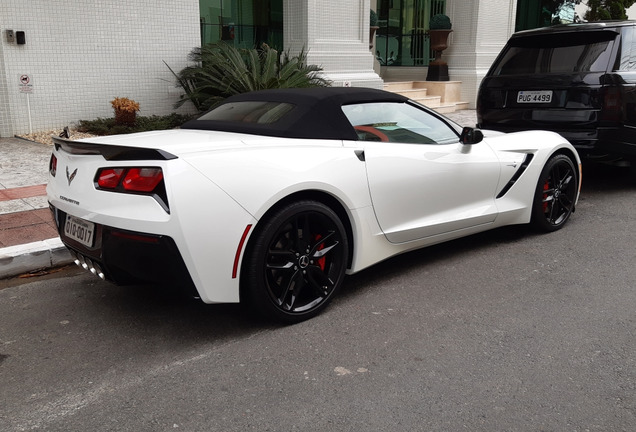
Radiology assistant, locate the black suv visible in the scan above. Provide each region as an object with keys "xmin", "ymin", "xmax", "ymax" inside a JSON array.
[{"xmin": 477, "ymin": 21, "xmax": 636, "ymax": 162}]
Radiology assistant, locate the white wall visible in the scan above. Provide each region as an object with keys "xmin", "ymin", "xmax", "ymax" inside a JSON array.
[
  {"xmin": 284, "ymin": 0, "xmax": 382, "ymax": 88},
  {"xmin": 0, "ymin": 0, "xmax": 200, "ymax": 136},
  {"xmin": 445, "ymin": 0, "xmax": 517, "ymax": 108}
]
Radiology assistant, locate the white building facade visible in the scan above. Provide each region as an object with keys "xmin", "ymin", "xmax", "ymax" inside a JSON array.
[
  {"xmin": 0, "ymin": 0, "xmax": 200, "ymax": 137},
  {"xmin": 0, "ymin": 0, "xmax": 518, "ymax": 137}
]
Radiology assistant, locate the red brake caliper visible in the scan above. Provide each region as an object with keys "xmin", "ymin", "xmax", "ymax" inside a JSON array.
[
  {"xmin": 542, "ymin": 180, "xmax": 550, "ymax": 213},
  {"xmin": 314, "ymin": 234, "xmax": 326, "ymax": 271}
]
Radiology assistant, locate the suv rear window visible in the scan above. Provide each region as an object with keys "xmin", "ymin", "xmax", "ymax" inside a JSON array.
[{"xmin": 492, "ymin": 31, "xmax": 617, "ymax": 76}]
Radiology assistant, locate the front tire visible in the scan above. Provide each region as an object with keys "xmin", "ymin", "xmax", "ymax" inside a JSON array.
[
  {"xmin": 243, "ymin": 201, "xmax": 349, "ymax": 323},
  {"xmin": 531, "ymin": 154, "xmax": 577, "ymax": 232}
]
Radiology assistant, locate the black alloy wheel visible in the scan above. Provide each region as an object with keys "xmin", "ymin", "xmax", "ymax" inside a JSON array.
[
  {"xmin": 531, "ymin": 154, "xmax": 577, "ymax": 232},
  {"xmin": 243, "ymin": 200, "xmax": 349, "ymax": 323}
]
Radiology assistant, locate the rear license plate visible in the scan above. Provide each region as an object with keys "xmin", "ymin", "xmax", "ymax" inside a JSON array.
[
  {"xmin": 65, "ymin": 215, "xmax": 95, "ymax": 247},
  {"xmin": 517, "ymin": 90, "xmax": 552, "ymax": 104}
]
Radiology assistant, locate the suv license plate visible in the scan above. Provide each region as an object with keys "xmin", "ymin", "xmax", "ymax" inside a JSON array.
[
  {"xmin": 65, "ymin": 215, "xmax": 95, "ymax": 247},
  {"xmin": 517, "ymin": 90, "xmax": 552, "ymax": 104}
]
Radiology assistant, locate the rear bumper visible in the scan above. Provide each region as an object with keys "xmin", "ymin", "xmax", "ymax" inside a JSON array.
[
  {"xmin": 478, "ymin": 120, "xmax": 636, "ymax": 159},
  {"xmin": 51, "ymin": 205, "xmax": 198, "ymax": 295}
]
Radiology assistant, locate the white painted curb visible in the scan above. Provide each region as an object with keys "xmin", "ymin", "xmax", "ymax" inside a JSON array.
[{"xmin": 0, "ymin": 237, "xmax": 73, "ymax": 279}]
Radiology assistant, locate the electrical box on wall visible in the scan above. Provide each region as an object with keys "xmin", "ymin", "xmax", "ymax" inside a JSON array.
[
  {"xmin": 16, "ymin": 31, "xmax": 25, "ymax": 45},
  {"xmin": 6, "ymin": 30, "xmax": 15, "ymax": 43}
]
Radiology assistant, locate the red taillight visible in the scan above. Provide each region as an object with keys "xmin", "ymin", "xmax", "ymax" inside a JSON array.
[
  {"xmin": 122, "ymin": 168, "xmax": 163, "ymax": 192},
  {"xmin": 95, "ymin": 166, "xmax": 169, "ymax": 212},
  {"xmin": 96, "ymin": 167, "xmax": 163, "ymax": 192},
  {"xmin": 49, "ymin": 154, "xmax": 57, "ymax": 177},
  {"xmin": 97, "ymin": 168, "xmax": 126, "ymax": 189}
]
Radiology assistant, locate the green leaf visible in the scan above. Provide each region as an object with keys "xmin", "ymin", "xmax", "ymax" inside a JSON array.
[{"xmin": 167, "ymin": 42, "xmax": 330, "ymax": 112}]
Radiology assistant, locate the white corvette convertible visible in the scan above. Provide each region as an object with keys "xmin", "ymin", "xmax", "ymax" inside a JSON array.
[{"xmin": 47, "ymin": 88, "xmax": 581, "ymax": 322}]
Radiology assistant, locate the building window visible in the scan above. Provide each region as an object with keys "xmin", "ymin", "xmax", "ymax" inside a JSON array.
[
  {"xmin": 199, "ymin": 0, "xmax": 283, "ymax": 49},
  {"xmin": 375, "ymin": 0, "xmax": 445, "ymax": 67}
]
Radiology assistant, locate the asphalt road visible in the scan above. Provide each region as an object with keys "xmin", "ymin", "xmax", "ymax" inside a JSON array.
[{"xmin": 1, "ymin": 163, "xmax": 635, "ymax": 431}]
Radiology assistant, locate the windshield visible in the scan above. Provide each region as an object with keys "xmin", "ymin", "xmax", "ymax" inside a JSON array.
[{"xmin": 342, "ymin": 102, "xmax": 460, "ymax": 145}]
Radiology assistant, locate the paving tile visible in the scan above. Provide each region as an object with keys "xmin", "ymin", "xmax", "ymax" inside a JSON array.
[
  {"xmin": 32, "ymin": 207, "xmax": 55, "ymax": 223},
  {"xmin": 0, "ymin": 184, "xmax": 47, "ymax": 201},
  {"xmin": 0, "ymin": 138, "xmax": 51, "ymax": 188},
  {"xmin": 0, "ymin": 210, "xmax": 44, "ymax": 230},
  {"xmin": 23, "ymin": 195, "xmax": 49, "ymax": 210},
  {"xmin": 0, "ymin": 223, "xmax": 59, "ymax": 248},
  {"xmin": 0, "ymin": 208, "xmax": 58, "ymax": 247},
  {"xmin": 0, "ymin": 200, "xmax": 33, "ymax": 214}
]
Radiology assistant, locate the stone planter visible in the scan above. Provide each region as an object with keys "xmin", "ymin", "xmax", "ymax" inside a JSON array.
[
  {"xmin": 370, "ymin": 26, "xmax": 379, "ymax": 49},
  {"xmin": 426, "ymin": 29, "xmax": 453, "ymax": 81}
]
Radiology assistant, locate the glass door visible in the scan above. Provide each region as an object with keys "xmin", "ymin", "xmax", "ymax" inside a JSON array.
[{"xmin": 376, "ymin": 0, "xmax": 445, "ymax": 67}]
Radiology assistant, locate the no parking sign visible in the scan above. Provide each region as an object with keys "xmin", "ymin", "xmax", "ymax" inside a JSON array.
[
  {"xmin": 19, "ymin": 74, "xmax": 35, "ymax": 133},
  {"xmin": 19, "ymin": 74, "xmax": 34, "ymax": 93}
]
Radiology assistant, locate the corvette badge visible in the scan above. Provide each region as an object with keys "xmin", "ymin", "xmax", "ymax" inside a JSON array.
[{"xmin": 66, "ymin": 166, "xmax": 78, "ymax": 186}]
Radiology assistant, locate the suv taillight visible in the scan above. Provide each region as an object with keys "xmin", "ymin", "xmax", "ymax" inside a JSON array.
[{"xmin": 600, "ymin": 86, "xmax": 623, "ymax": 123}]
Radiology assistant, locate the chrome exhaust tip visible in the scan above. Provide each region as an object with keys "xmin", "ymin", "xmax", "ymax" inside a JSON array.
[{"xmin": 69, "ymin": 250, "xmax": 106, "ymax": 280}]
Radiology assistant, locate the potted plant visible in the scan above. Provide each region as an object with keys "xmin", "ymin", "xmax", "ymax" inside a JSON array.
[
  {"xmin": 111, "ymin": 97, "xmax": 140, "ymax": 126},
  {"xmin": 426, "ymin": 14, "xmax": 453, "ymax": 81},
  {"xmin": 370, "ymin": 9, "xmax": 379, "ymax": 49}
]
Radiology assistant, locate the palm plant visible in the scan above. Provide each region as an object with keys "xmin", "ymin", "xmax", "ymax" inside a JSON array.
[{"xmin": 168, "ymin": 43, "xmax": 330, "ymax": 112}]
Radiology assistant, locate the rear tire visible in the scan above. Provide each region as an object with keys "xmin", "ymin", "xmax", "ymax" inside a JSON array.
[
  {"xmin": 531, "ymin": 154, "xmax": 577, "ymax": 232},
  {"xmin": 242, "ymin": 200, "xmax": 349, "ymax": 323}
]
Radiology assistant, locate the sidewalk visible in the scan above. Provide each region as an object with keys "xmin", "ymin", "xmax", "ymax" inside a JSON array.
[
  {"xmin": 0, "ymin": 137, "xmax": 72, "ymax": 279},
  {"xmin": 0, "ymin": 110, "xmax": 478, "ymax": 280}
]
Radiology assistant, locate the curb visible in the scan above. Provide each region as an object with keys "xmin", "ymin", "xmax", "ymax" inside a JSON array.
[{"xmin": 0, "ymin": 238, "xmax": 73, "ymax": 279}]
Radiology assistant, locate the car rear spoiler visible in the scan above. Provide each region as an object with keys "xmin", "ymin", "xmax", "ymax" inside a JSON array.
[{"xmin": 52, "ymin": 137, "xmax": 178, "ymax": 161}]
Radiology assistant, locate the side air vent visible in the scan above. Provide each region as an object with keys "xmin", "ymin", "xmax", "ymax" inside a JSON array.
[{"xmin": 496, "ymin": 153, "xmax": 534, "ymax": 199}]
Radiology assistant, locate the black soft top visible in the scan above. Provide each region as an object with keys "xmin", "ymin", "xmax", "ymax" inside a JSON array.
[{"xmin": 181, "ymin": 87, "xmax": 408, "ymax": 140}]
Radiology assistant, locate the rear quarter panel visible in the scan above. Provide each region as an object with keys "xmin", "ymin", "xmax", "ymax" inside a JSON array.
[
  {"xmin": 180, "ymin": 139, "xmax": 393, "ymax": 275},
  {"xmin": 180, "ymin": 139, "xmax": 373, "ymax": 219}
]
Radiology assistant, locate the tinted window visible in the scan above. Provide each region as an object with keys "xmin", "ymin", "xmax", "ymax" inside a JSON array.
[
  {"xmin": 492, "ymin": 31, "xmax": 616, "ymax": 76},
  {"xmin": 197, "ymin": 101, "xmax": 294, "ymax": 124},
  {"xmin": 342, "ymin": 102, "xmax": 459, "ymax": 145}
]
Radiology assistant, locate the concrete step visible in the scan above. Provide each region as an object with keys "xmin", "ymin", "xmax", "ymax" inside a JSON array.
[
  {"xmin": 383, "ymin": 80, "xmax": 468, "ymax": 113},
  {"xmin": 432, "ymin": 104, "xmax": 458, "ymax": 114},
  {"xmin": 431, "ymin": 101, "xmax": 470, "ymax": 114},
  {"xmin": 454, "ymin": 101, "xmax": 470, "ymax": 110},
  {"xmin": 411, "ymin": 95, "xmax": 442, "ymax": 108},
  {"xmin": 383, "ymin": 81, "xmax": 427, "ymax": 92},
  {"xmin": 391, "ymin": 88, "xmax": 429, "ymax": 99}
]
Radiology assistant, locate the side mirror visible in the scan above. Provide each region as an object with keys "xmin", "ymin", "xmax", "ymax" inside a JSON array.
[{"xmin": 460, "ymin": 127, "xmax": 484, "ymax": 145}]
